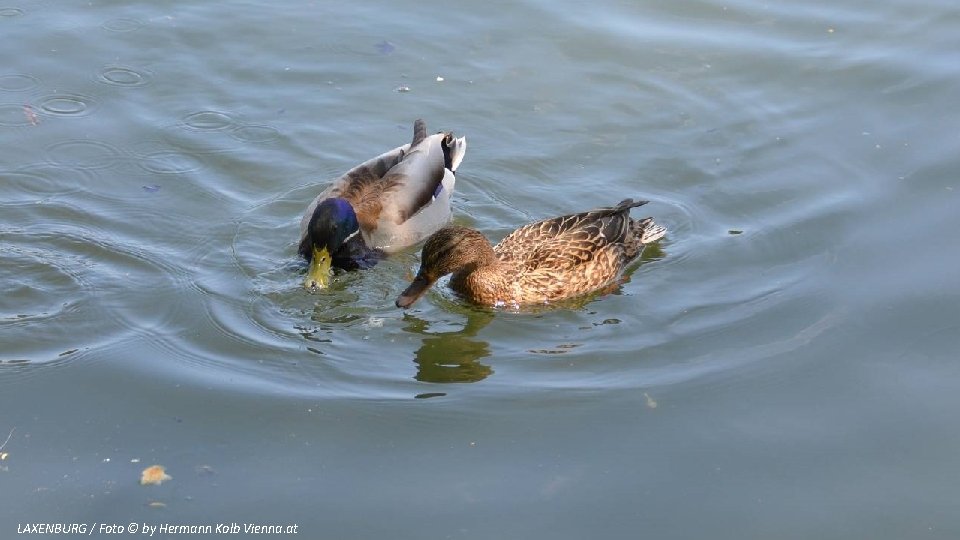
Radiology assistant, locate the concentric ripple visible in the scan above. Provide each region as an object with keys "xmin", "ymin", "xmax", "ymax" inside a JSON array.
[
  {"xmin": 231, "ymin": 124, "xmax": 281, "ymax": 144},
  {"xmin": 182, "ymin": 110, "xmax": 236, "ymax": 131},
  {"xmin": 213, "ymin": 183, "xmax": 444, "ymax": 397},
  {"xmin": 0, "ymin": 103, "xmax": 34, "ymax": 127},
  {"xmin": 0, "ymin": 245, "xmax": 85, "ymax": 325},
  {"xmin": 37, "ymin": 93, "xmax": 98, "ymax": 118},
  {"xmin": 138, "ymin": 150, "xmax": 204, "ymax": 174},
  {"xmin": 0, "ymin": 164, "xmax": 97, "ymax": 202},
  {"xmin": 46, "ymin": 139, "xmax": 124, "ymax": 169},
  {"xmin": 101, "ymin": 18, "xmax": 143, "ymax": 32},
  {"xmin": 0, "ymin": 73, "xmax": 40, "ymax": 92},
  {"xmin": 157, "ymin": 122, "xmax": 244, "ymax": 154},
  {"xmin": 0, "ymin": 198, "xmax": 193, "ymax": 376},
  {"xmin": 0, "ymin": 225, "xmax": 107, "ymax": 369},
  {"xmin": 97, "ymin": 65, "xmax": 152, "ymax": 87}
]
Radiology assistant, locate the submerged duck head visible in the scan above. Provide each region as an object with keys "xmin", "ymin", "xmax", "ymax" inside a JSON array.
[
  {"xmin": 396, "ymin": 226, "xmax": 496, "ymax": 308},
  {"xmin": 299, "ymin": 198, "xmax": 361, "ymax": 289}
]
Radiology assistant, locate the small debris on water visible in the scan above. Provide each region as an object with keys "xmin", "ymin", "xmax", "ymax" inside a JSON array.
[
  {"xmin": 728, "ymin": 229, "xmax": 743, "ymax": 235},
  {"xmin": 395, "ymin": 85, "xmax": 411, "ymax": 93},
  {"xmin": 142, "ymin": 184, "xmax": 161, "ymax": 193},
  {"xmin": 23, "ymin": 104, "xmax": 39, "ymax": 126},
  {"xmin": 374, "ymin": 40, "xmax": 395, "ymax": 55},
  {"xmin": 0, "ymin": 427, "xmax": 14, "ymax": 460},
  {"xmin": 414, "ymin": 392, "xmax": 446, "ymax": 399},
  {"xmin": 436, "ymin": 76, "xmax": 444, "ymax": 82},
  {"xmin": 140, "ymin": 465, "xmax": 172, "ymax": 486},
  {"xmin": 644, "ymin": 392, "xmax": 658, "ymax": 409}
]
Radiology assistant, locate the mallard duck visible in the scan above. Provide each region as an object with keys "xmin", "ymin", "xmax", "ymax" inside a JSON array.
[
  {"xmin": 299, "ymin": 119, "xmax": 466, "ymax": 288},
  {"xmin": 395, "ymin": 199, "xmax": 666, "ymax": 308}
]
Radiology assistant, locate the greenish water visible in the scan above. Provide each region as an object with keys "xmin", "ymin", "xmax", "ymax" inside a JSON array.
[{"xmin": 2, "ymin": 0, "xmax": 959, "ymax": 538}]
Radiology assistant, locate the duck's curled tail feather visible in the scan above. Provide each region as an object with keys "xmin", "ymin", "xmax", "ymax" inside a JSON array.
[
  {"xmin": 622, "ymin": 215, "xmax": 666, "ymax": 261},
  {"xmin": 639, "ymin": 218, "xmax": 666, "ymax": 244}
]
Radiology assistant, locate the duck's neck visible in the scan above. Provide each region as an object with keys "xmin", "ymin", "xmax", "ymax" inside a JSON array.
[
  {"xmin": 337, "ymin": 234, "xmax": 383, "ymax": 270},
  {"xmin": 449, "ymin": 256, "xmax": 517, "ymax": 306}
]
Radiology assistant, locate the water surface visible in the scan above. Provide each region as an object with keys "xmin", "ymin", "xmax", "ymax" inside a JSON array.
[{"xmin": 2, "ymin": 0, "xmax": 959, "ymax": 538}]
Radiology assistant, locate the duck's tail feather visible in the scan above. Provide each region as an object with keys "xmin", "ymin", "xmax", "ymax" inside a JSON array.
[
  {"xmin": 623, "ymin": 216, "xmax": 666, "ymax": 260},
  {"xmin": 443, "ymin": 132, "xmax": 467, "ymax": 173},
  {"xmin": 615, "ymin": 198, "xmax": 650, "ymax": 212},
  {"xmin": 615, "ymin": 198, "xmax": 664, "ymax": 244},
  {"xmin": 411, "ymin": 118, "xmax": 428, "ymax": 147},
  {"xmin": 638, "ymin": 217, "xmax": 666, "ymax": 244}
]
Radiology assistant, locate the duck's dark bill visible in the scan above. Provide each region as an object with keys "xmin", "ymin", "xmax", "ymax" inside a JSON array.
[{"xmin": 396, "ymin": 276, "xmax": 433, "ymax": 309}]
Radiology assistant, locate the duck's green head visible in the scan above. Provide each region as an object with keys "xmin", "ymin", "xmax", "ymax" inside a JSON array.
[{"xmin": 299, "ymin": 198, "xmax": 360, "ymax": 289}]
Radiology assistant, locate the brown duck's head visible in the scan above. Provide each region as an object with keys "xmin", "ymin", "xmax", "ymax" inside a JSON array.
[{"xmin": 395, "ymin": 226, "xmax": 495, "ymax": 309}]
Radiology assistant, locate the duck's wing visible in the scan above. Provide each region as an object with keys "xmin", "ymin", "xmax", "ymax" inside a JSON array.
[
  {"xmin": 369, "ymin": 120, "xmax": 467, "ymax": 251},
  {"xmin": 496, "ymin": 199, "xmax": 649, "ymax": 268},
  {"xmin": 515, "ymin": 244, "xmax": 627, "ymax": 303},
  {"xmin": 379, "ymin": 120, "xmax": 466, "ymax": 224},
  {"xmin": 298, "ymin": 143, "xmax": 409, "ymax": 241}
]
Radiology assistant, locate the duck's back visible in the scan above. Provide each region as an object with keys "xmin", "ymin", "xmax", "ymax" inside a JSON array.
[
  {"xmin": 300, "ymin": 119, "xmax": 466, "ymax": 254},
  {"xmin": 491, "ymin": 199, "xmax": 660, "ymax": 303},
  {"xmin": 495, "ymin": 199, "xmax": 643, "ymax": 265},
  {"xmin": 299, "ymin": 145, "xmax": 408, "ymax": 241}
]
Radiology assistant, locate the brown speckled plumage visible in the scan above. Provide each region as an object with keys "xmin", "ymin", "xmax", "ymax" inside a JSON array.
[{"xmin": 396, "ymin": 199, "xmax": 666, "ymax": 308}]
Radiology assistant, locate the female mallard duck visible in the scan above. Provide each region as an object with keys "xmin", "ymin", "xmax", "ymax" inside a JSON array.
[
  {"xmin": 395, "ymin": 199, "xmax": 666, "ymax": 308},
  {"xmin": 299, "ymin": 119, "xmax": 466, "ymax": 288}
]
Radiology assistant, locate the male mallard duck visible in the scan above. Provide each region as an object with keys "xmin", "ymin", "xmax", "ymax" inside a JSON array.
[
  {"xmin": 299, "ymin": 119, "xmax": 466, "ymax": 288},
  {"xmin": 395, "ymin": 199, "xmax": 666, "ymax": 308}
]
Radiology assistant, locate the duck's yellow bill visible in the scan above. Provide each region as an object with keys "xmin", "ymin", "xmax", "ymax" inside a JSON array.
[{"xmin": 304, "ymin": 246, "xmax": 332, "ymax": 289}]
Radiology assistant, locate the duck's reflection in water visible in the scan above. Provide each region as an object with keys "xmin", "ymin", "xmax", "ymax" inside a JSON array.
[
  {"xmin": 401, "ymin": 305, "xmax": 494, "ymax": 384},
  {"xmin": 399, "ymin": 241, "xmax": 666, "ymax": 388}
]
